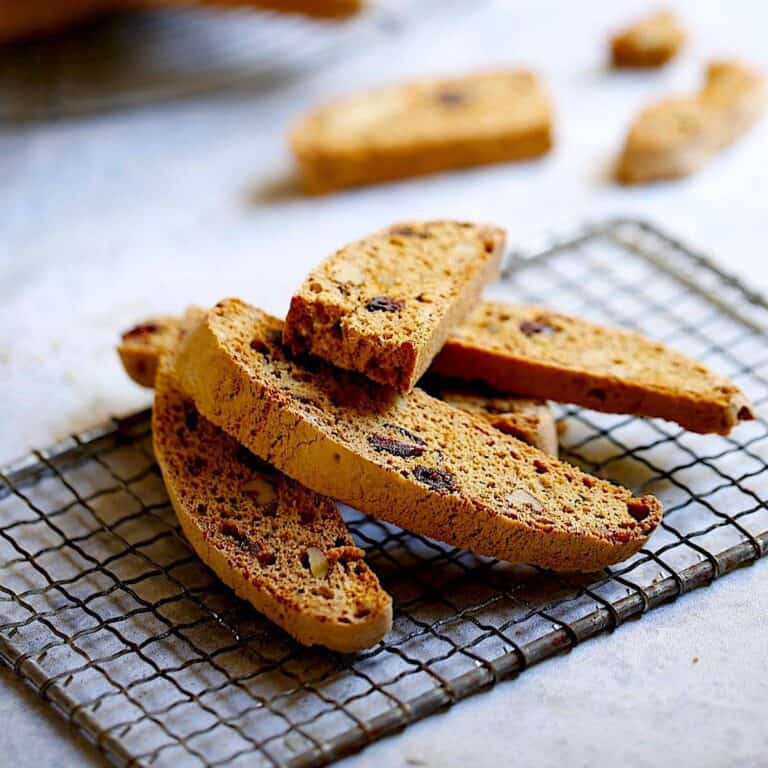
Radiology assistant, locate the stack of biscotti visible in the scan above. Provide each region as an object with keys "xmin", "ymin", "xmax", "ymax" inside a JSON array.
[{"xmin": 119, "ymin": 219, "xmax": 755, "ymax": 651}]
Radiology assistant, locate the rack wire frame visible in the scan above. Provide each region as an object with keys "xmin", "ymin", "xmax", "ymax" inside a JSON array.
[{"xmin": 1, "ymin": 219, "xmax": 767, "ymax": 768}]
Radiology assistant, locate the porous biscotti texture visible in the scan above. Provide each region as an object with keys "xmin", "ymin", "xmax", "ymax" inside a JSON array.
[
  {"xmin": 153, "ymin": 360, "xmax": 391, "ymax": 652},
  {"xmin": 283, "ymin": 221, "xmax": 505, "ymax": 392},
  {"xmin": 618, "ymin": 60, "xmax": 766, "ymax": 183},
  {"xmin": 432, "ymin": 302, "xmax": 755, "ymax": 435},
  {"xmin": 119, "ymin": 309, "xmax": 561, "ymax": 455},
  {"xmin": 426, "ymin": 381, "xmax": 558, "ymax": 457},
  {"xmin": 175, "ymin": 299, "xmax": 662, "ymax": 572},
  {"xmin": 118, "ymin": 307, "xmax": 205, "ymax": 388},
  {"xmin": 610, "ymin": 10, "xmax": 685, "ymax": 68},
  {"xmin": 289, "ymin": 70, "xmax": 553, "ymax": 194}
]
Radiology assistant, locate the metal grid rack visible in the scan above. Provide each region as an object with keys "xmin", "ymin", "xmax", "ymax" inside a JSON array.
[
  {"xmin": 1, "ymin": 219, "xmax": 767, "ymax": 767},
  {"xmin": 0, "ymin": 0, "xmax": 472, "ymax": 121}
]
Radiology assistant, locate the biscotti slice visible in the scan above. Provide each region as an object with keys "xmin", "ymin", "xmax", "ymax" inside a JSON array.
[
  {"xmin": 119, "ymin": 308, "xmax": 563, "ymax": 457},
  {"xmin": 617, "ymin": 60, "xmax": 765, "ymax": 183},
  {"xmin": 175, "ymin": 299, "xmax": 662, "ymax": 572},
  {"xmin": 432, "ymin": 302, "xmax": 754, "ymax": 435},
  {"xmin": 283, "ymin": 221, "xmax": 505, "ymax": 392},
  {"xmin": 153, "ymin": 360, "xmax": 391, "ymax": 652},
  {"xmin": 425, "ymin": 379, "xmax": 558, "ymax": 457},
  {"xmin": 289, "ymin": 70, "xmax": 553, "ymax": 194},
  {"xmin": 610, "ymin": 10, "xmax": 685, "ymax": 68}
]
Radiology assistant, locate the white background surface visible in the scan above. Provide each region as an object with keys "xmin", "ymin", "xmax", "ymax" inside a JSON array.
[{"xmin": 1, "ymin": 0, "xmax": 767, "ymax": 765}]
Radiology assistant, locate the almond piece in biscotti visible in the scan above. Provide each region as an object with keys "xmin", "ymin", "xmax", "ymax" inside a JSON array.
[
  {"xmin": 431, "ymin": 302, "xmax": 754, "ymax": 435},
  {"xmin": 283, "ymin": 220, "xmax": 505, "ymax": 393}
]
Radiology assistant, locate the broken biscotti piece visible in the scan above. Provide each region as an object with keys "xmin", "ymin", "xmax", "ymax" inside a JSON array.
[
  {"xmin": 431, "ymin": 302, "xmax": 755, "ymax": 435},
  {"xmin": 610, "ymin": 10, "xmax": 685, "ymax": 68},
  {"xmin": 283, "ymin": 221, "xmax": 505, "ymax": 392},
  {"xmin": 424, "ymin": 379, "xmax": 558, "ymax": 457},
  {"xmin": 289, "ymin": 70, "xmax": 553, "ymax": 194},
  {"xmin": 119, "ymin": 308, "xmax": 560, "ymax": 455},
  {"xmin": 175, "ymin": 299, "xmax": 663, "ymax": 572},
  {"xmin": 618, "ymin": 60, "xmax": 766, "ymax": 183},
  {"xmin": 153, "ymin": 359, "xmax": 392, "ymax": 652}
]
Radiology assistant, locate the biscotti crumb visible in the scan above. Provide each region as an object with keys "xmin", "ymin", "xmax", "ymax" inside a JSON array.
[
  {"xmin": 283, "ymin": 220, "xmax": 505, "ymax": 392},
  {"xmin": 611, "ymin": 10, "xmax": 685, "ymax": 68},
  {"xmin": 289, "ymin": 70, "xmax": 553, "ymax": 194}
]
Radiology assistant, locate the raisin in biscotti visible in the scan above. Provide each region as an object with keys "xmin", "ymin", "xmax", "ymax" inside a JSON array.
[
  {"xmin": 283, "ymin": 221, "xmax": 505, "ymax": 392},
  {"xmin": 610, "ymin": 10, "xmax": 685, "ymax": 68},
  {"xmin": 175, "ymin": 299, "xmax": 662, "ymax": 572},
  {"xmin": 617, "ymin": 61, "xmax": 765, "ymax": 184},
  {"xmin": 119, "ymin": 308, "xmax": 561, "ymax": 455},
  {"xmin": 289, "ymin": 70, "xmax": 553, "ymax": 194},
  {"xmin": 432, "ymin": 302, "xmax": 754, "ymax": 435},
  {"xmin": 425, "ymin": 379, "xmax": 558, "ymax": 457},
  {"xmin": 153, "ymin": 360, "xmax": 391, "ymax": 652}
]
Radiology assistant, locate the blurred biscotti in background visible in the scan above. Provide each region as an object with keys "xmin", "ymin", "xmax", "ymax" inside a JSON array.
[
  {"xmin": 0, "ymin": 0, "xmax": 362, "ymax": 44},
  {"xmin": 289, "ymin": 70, "xmax": 553, "ymax": 194},
  {"xmin": 618, "ymin": 60, "xmax": 766, "ymax": 183},
  {"xmin": 610, "ymin": 9, "xmax": 685, "ymax": 68}
]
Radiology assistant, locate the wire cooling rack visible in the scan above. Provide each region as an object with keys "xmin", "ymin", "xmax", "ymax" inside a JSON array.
[
  {"xmin": 1, "ymin": 219, "xmax": 767, "ymax": 768},
  {"xmin": 0, "ymin": 0, "xmax": 472, "ymax": 122}
]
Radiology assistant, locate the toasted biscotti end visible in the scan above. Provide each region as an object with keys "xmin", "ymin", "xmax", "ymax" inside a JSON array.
[
  {"xmin": 153, "ymin": 362, "xmax": 391, "ymax": 652},
  {"xmin": 433, "ymin": 302, "xmax": 755, "ymax": 436},
  {"xmin": 283, "ymin": 221, "xmax": 505, "ymax": 392},
  {"xmin": 610, "ymin": 10, "xmax": 685, "ymax": 68},
  {"xmin": 118, "ymin": 307, "xmax": 205, "ymax": 388},
  {"xmin": 176, "ymin": 299, "xmax": 663, "ymax": 572},
  {"xmin": 289, "ymin": 70, "xmax": 553, "ymax": 194}
]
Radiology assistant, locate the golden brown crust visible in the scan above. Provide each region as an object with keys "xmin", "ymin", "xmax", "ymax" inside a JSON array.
[
  {"xmin": 610, "ymin": 10, "xmax": 685, "ymax": 68},
  {"xmin": 283, "ymin": 221, "xmax": 505, "ymax": 392},
  {"xmin": 175, "ymin": 299, "xmax": 662, "ymax": 573},
  {"xmin": 153, "ymin": 360, "xmax": 392, "ymax": 652},
  {"xmin": 617, "ymin": 60, "xmax": 766, "ymax": 183},
  {"xmin": 432, "ymin": 302, "xmax": 754, "ymax": 435},
  {"xmin": 290, "ymin": 70, "xmax": 553, "ymax": 194}
]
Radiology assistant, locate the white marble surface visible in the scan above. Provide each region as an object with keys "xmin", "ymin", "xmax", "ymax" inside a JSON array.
[{"xmin": 1, "ymin": 0, "xmax": 767, "ymax": 765}]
